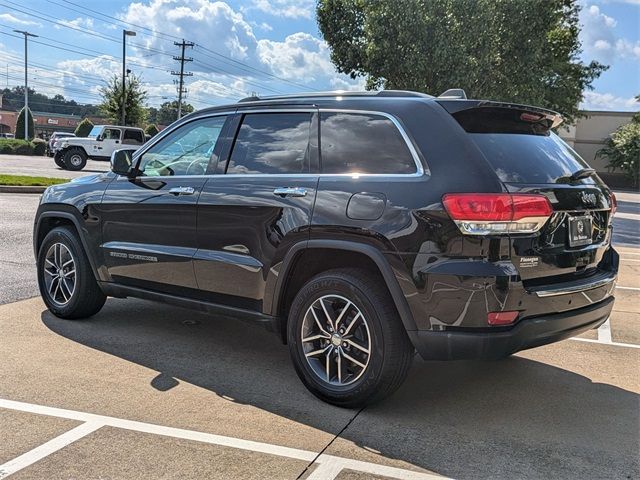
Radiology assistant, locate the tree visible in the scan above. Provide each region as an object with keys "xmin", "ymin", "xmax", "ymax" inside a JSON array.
[
  {"xmin": 317, "ymin": 0, "xmax": 607, "ymax": 123},
  {"xmin": 99, "ymin": 74, "xmax": 148, "ymax": 126},
  {"xmin": 0, "ymin": 87, "xmax": 99, "ymax": 116},
  {"xmin": 15, "ymin": 107, "xmax": 35, "ymax": 140},
  {"xmin": 145, "ymin": 124, "xmax": 159, "ymax": 137},
  {"xmin": 156, "ymin": 100, "xmax": 194, "ymax": 126},
  {"xmin": 75, "ymin": 118, "xmax": 94, "ymax": 137},
  {"xmin": 597, "ymin": 95, "xmax": 640, "ymax": 185}
]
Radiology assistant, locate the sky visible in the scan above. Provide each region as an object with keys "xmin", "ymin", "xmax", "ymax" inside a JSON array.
[{"xmin": 0, "ymin": 0, "xmax": 637, "ymax": 113}]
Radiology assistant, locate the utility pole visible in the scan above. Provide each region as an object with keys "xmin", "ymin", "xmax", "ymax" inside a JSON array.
[
  {"xmin": 172, "ymin": 40, "xmax": 194, "ymax": 120},
  {"xmin": 13, "ymin": 30, "xmax": 38, "ymax": 140},
  {"xmin": 122, "ymin": 29, "xmax": 136, "ymax": 126}
]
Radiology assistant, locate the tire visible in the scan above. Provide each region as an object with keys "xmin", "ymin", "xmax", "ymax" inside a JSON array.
[
  {"xmin": 37, "ymin": 226, "xmax": 106, "ymax": 319},
  {"xmin": 287, "ymin": 268, "xmax": 414, "ymax": 408},
  {"xmin": 54, "ymin": 154, "xmax": 65, "ymax": 168},
  {"xmin": 63, "ymin": 148, "xmax": 87, "ymax": 171}
]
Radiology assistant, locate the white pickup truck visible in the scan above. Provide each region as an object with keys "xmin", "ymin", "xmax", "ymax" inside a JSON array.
[{"xmin": 54, "ymin": 125, "xmax": 146, "ymax": 171}]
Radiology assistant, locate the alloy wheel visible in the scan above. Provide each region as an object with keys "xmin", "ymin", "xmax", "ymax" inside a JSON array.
[
  {"xmin": 43, "ymin": 242, "xmax": 76, "ymax": 306},
  {"xmin": 300, "ymin": 294, "xmax": 371, "ymax": 386}
]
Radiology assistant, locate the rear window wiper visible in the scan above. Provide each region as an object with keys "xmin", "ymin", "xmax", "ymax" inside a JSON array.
[{"xmin": 570, "ymin": 168, "xmax": 596, "ymax": 181}]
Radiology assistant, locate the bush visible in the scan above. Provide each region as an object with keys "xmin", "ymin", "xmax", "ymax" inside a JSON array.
[
  {"xmin": 145, "ymin": 124, "xmax": 159, "ymax": 137},
  {"xmin": 0, "ymin": 138, "xmax": 35, "ymax": 155},
  {"xmin": 32, "ymin": 138, "xmax": 47, "ymax": 156},
  {"xmin": 75, "ymin": 118, "xmax": 94, "ymax": 137},
  {"xmin": 597, "ymin": 120, "xmax": 640, "ymax": 185},
  {"xmin": 15, "ymin": 107, "xmax": 35, "ymax": 140}
]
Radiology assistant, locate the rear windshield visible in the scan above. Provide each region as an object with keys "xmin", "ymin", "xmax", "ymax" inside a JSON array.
[{"xmin": 469, "ymin": 132, "xmax": 595, "ymax": 184}]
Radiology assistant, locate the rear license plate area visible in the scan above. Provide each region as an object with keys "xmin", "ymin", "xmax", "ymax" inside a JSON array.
[{"xmin": 567, "ymin": 215, "xmax": 593, "ymax": 247}]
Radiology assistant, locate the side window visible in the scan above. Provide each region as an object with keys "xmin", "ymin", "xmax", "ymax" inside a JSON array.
[
  {"xmin": 227, "ymin": 112, "xmax": 311, "ymax": 174},
  {"xmin": 320, "ymin": 112, "xmax": 417, "ymax": 174},
  {"xmin": 123, "ymin": 129, "xmax": 144, "ymax": 145},
  {"xmin": 138, "ymin": 116, "xmax": 227, "ymax": 177},
  {"xmin": 102, "ymin": 128, "xmax": 121, "ymax": 141}
]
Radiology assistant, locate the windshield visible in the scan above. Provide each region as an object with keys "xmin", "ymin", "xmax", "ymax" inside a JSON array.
[
  {"xmin": 87, "ymin": 126, "xmax": 102, "ymax": 138},
  {"xmin": 469, "ymin": 132, "xmax": 595, "ymax": 184}
]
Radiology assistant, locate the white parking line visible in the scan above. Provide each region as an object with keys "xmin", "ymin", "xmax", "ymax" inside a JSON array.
[
  {"xmin": 0, "ymin": 398, "xmax": 446, "ymax": 480},
  {"xmin": 617, "ymin": 286, "xmax": 640, "ymax": 291},
  {"xmin": 597, "ymin": 317, "xmax": 612, "ymax": 344},
  {"xmin": 571, "ymin": 337, "xmax": 640, "ymax": 349}
]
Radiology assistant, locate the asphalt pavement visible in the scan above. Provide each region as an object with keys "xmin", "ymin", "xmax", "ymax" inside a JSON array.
[{"xmin": 0, "ymin": 154, "xmax": 109, "ymax": 179}]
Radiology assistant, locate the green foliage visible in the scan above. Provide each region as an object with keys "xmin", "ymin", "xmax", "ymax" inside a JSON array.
[
  {"xmin": 15, "ymin": 107, "xmax": 35, "ymax": 140},
  {"xmin": 75, "ymin": 118, "xmax": 94, "ymax": 137},
  {"xmin": 155, "ymin": 101, "xmax": 195, "ymax": 126},
  {"xmin": 0, "ymin": 174, "xmax": 66, "ymax": 187},
  {"xmin": 145, "ymin": 124, "xmax": 160, "ymax": 137},
  {"xmin": 597, "ymin": 114, "xmax": 640, "ymax": 185},
  {"xmin": 32, "ymin": 138, "xmax": 47, "ymax": 156},
  {"xmin": 0, "ymin": 87, "xmax": 100, "ymax": 117},
  {"xmin": 99, "ymin": 74, "xmax": 148, "ymax": 126},
  {"xmin": 0, "ymin": 139, "xmax": 34, "ymax": 155},
  {"xmin": 317, "ymin": 0, "xmax": 607, "ymax": 124}
]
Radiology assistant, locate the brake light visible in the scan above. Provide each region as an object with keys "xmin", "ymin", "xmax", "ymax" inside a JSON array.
[
  {"xmin": 487, "ymin": 311, "xmax": 519, "ymax": 326},
  {"xmin": 442, "ymin": 193, "xmax": 553, "ymax": 235},
  {"xmin": 610, "ymin": 192, "xmax": 617, "ymax": 216}
]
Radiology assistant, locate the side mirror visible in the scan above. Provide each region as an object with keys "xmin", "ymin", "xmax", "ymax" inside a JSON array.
[{"xmin": 110, "ymin": 149, "xmax": 134, "ymax": 176}]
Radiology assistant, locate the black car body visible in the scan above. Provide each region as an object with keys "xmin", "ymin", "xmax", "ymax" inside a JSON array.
[{"xmin": 34, "ymin": 91, "xmax": 618, "ymax": 406}]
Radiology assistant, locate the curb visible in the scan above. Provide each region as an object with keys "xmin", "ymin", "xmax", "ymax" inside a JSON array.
[{"xmin": 0, "ymin": 185, "xmax": 47, "ymax": 194}]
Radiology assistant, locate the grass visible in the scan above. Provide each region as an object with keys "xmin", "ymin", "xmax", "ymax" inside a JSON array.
[{"xmin": 0, "ymin": 174, "xmax": 67, "ymax": 187}]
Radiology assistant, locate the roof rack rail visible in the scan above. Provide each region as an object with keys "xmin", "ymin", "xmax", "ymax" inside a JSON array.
[{"xmin": 238, "ymin": 90, "xmax": 433, "ymax": 103}]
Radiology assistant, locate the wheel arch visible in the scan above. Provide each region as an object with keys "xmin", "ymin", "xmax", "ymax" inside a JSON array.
[
  {"xmin": 269, "ymin": 240, "xmax": 418, "ymax": 342},
  {"xmin": 34, "ymin": 210, "xmax": 100, "ymax": 281}
]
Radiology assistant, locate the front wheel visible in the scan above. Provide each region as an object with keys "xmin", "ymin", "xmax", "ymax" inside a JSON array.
[
  {"xmin": 63, "ymin": 148, "xmax": 87, "ymax": 171},
  {"xmin": 37, "ymin": 226, "xmax": 106, "ymax": 319},
  {"xmin": 287, "ymin": 268, "xmax": 414, "ymax": 407},
  {"xmin": 54, "ymin": 154, "xmax": 65, "ymax": 168}
]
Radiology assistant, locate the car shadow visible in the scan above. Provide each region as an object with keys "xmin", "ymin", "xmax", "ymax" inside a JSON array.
[{"xmin": 41, "ymin": 298, "xmax": 639, "ymax": 479}]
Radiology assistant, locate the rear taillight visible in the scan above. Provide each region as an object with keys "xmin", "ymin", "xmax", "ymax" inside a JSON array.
[
  {"xmin": 487, "ymin": 311, "xmax": 519, "ymax": 326},
  {"xmin": 442, "ymin": 193, "xmax": 553, "ymax": 235},
  {"xmin": 610, "ymin": 192, "xmax": 617, "ymax": 216}
]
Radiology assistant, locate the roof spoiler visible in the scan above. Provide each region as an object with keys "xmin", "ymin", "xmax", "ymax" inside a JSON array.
[{"xmin": 438, "ymin": 88, "xmax": 467, "ymax": 99}]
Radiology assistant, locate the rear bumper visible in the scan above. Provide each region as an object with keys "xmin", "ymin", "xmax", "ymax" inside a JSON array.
[{"xmin": 410, "ymin": 296, "xmax": 614, "ymax": 360}]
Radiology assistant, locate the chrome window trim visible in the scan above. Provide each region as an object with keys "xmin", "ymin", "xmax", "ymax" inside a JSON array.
[{"xmin": 118, "ymin": 107, "xmax": 428, "ymax": 181}]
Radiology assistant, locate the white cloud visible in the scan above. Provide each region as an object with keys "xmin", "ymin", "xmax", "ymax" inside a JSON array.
[
  {"xmin": 581, "ymin": 4, "xmax": 640, "ymax": 61},
  {"xmin": 0, "ymin": 13, "xmax": 41, "ymax": 26},
  {"xmin": 251, "ymin": 0, "xmax": 314, "ymax": 19},
  {"xmin": 581, "ymin": 91, "xmax": 640, "ymax": 110}
]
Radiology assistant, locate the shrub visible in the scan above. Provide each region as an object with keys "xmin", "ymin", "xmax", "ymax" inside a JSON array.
[
  {"xmin": 145, "ymin": 124, "xmax": 159, "ymax": 137},
  {"xmin": 597, "ymin": 120, "xmax": 640, "ymax": 185},
  {"xmin": 32, "ymin": 138, "xmax": 47, "ymax": 156},
  {"xmin": 0, "ymin": 138, "xmax": 35, "ymax": 155},
  {"xmin": 15, "ymin": 107, "xmax": 35, "ymax": 140},
  {"xmin": 75, "ymin": 118, "xmax": 94, "ymax": 137}
]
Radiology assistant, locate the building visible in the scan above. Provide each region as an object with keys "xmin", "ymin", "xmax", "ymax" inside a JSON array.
[
  {"xmin": 0, "ymin": 110, "xmax": 108, "ymax": 140},
  {"xmin": 558, "ymin": 110, "xmax": 636, "ymax": 188}
]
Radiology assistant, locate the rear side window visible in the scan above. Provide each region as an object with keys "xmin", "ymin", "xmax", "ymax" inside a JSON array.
[
  {"xmin": 227, "ymin": 113, "xmax": 311, "ymax": 174},
  {"xmin": 469, "ymin": 133, "xmax": 593, "ymax": 184},
  {"xmin": 320, "ymin": 112, "xmax": 417, "ymax": 174},
  {"xmin": 123, "ymin": 129, "xmax": 144, "ymax": 144}
]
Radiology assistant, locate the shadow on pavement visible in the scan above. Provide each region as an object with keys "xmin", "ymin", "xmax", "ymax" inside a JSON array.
[{"xmin": 41, "ymin": 298, "xmax": 639, "ymax": 479}]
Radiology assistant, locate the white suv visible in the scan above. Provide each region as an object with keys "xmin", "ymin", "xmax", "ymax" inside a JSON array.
[{"xmin": 54, "ymin": 125, "xmax": 146, "ymax": 170}]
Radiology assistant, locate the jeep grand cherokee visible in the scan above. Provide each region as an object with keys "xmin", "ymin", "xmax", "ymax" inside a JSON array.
[{"xmin": 33, "ymin": 90, "xmax": 618, "ymax": 407}]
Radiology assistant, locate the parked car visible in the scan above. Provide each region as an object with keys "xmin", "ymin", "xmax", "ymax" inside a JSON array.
[
  {"xmin": 0, "ymin": 132, "xmax": 15, "ymax": 139},
  {"xmin": 47, "ymin": 132, "xmax": 76, "ymax": 157},
  {"xmin": 33, "ymin": 91, "xmax": 618, "ymax": 406},
  {"xmin": 53, "ymin": 125, "xmax": 146, "ymax": 170}
]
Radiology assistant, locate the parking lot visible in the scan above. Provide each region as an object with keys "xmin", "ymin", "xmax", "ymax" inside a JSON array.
[{"xmin": 0, "ymin": 186, "xmax": 638, "ymax": 479}]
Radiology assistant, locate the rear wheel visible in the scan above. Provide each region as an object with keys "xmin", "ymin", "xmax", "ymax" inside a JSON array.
[
  {"xmin": 287, "ymin": 268, "xmax": 414, "ymax": 407},
  {"xmin": 63, "ymin": 148, "xmax": 87, "ymax": 171},
  {"xmin": 37, "ymin": 226, "xmax": 106, "ymax": 319}
]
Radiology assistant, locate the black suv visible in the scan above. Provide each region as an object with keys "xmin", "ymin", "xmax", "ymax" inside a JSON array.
[{"xmin": 34, "ymin": 91, "xmax": 618, "ymax": 407}]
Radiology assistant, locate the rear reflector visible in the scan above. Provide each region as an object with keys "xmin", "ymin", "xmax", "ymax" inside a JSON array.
[
  {"xmin": 487, "ymin": 311, "xmax": 519, "ymax": 326},
  {"xmin": 610, "ymin": 192, "xmax": 617, "ymax": 216},
  {"xmin": 442, "ymin": 193, "xmax": 553, "ymax": 235}
]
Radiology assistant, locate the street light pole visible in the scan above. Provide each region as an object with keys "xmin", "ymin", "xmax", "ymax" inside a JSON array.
[
  {"xmin": 14, "ymin": 30, "xmax": 38, "ymax": 140},
  {"xmin": 121, "ymin": 29, "xmax": 136, "ymax": 126}
]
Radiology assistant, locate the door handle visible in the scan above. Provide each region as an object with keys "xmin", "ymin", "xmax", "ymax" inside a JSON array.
[
  {"xmin": 169, "ymin": 186, "xmax": 196, "ymax": 195},
  {"xmin": 273, "ymin": 187, "xmax": 307, "ymax": 198}
]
